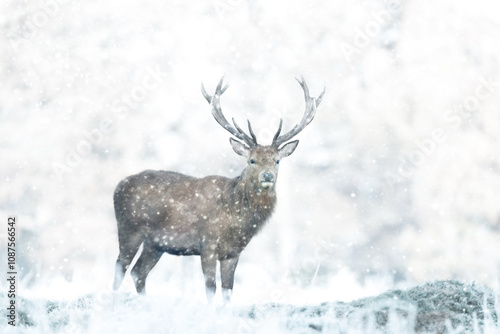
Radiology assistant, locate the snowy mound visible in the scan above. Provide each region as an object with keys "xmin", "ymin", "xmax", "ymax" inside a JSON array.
[
  {"xmin": 242, "ymin": 280, "xmax": 498, "ymax": 333},
  {"xmin": 1, "ymin": 280, "xmax": 498, "ymax": 333}
]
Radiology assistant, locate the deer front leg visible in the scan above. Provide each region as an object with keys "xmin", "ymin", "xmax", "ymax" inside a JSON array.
[
  {"xmin": 220, "ymin": 256, "xmax": 239, "ymax": 304},
  {"xmin": 200, "ymin": 252, "xmax": 217, "ymax": 303}
]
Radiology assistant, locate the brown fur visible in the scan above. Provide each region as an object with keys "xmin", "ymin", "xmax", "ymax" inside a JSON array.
[
  {"xmin": 113, "ymin": 77, "xmax": 323, "ymax": 303},
  {"xmin": 113, "ymin": 145, "xmax": 284, "ymax": 303}
]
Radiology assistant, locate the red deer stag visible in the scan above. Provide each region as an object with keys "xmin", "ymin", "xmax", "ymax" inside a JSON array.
[{"xmin": 112, "ymin": 77, "xmax": 324, "ymax": 303}]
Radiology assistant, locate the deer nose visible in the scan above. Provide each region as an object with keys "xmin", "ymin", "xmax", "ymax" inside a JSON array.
[{"xmin": 262, "ymin": 171, "xmax": 274, "ymax": 182}]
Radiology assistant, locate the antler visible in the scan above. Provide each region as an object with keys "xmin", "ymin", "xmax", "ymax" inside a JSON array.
[
  {"xmin": 201, "ymin": 77, "xmax": 257, "ymax": 148},
  {"xmin": 272, "ymin": 77, "xmax": 325, "ymax": 148}
]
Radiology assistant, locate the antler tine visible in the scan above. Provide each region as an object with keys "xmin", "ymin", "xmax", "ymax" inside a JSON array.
[
  {"xmin": 232, "ymin": 118, "xmax": 257, "ymax": 146},
  {"xmin": 201, "ymin": 77, "xmax": 230, "ymax": 103},
  {"xmin": 201, "ymin": 83, "xmax": 211, "ymax": 103},
  {"xmin": 316, "ymin": 86, "xmax": 326, "ymax": 106},
  {"xmin": 272, "ymin": 77, "xmax": 324, "ymax": 148},
  {"xmin": 296, "ymin": 76, "xmax": 310, "ymax": 99},
  {"xmin": 216, "ymin": 76, "xmax": 230, "ymax": 96},
  {"xmin": 272, "ymin": 119, "xmax": 283, "ymax": 144},
  {"xmin": 247, "ymin": 120, "xmax": 257, "ymax": 144},
  {"xmin": 201, "ymin": 77, "xmax": 257, "ymax": 147}
]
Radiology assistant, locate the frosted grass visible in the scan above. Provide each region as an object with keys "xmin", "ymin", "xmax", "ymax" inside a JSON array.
[{"xmin": 2, "ymin": 280, "xmax": 499, "ymax": 334}]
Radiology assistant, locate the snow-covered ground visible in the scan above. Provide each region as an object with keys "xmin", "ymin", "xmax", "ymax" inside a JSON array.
[
  {"xmin": 2, "ymin": 280, "xmax": 500, "ymax": 333},
  {"xmin": 2, "ymin": 0, "xmax": 500, "ymax": 332}
]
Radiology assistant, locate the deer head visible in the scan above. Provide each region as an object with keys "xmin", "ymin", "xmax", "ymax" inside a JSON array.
[{"xmin": 201, "ymin": 77, "xmax": 325, "ymax": 191}]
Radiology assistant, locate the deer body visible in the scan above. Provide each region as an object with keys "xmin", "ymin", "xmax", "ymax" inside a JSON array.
[{"xmin": 113, "ymin": 78, "xmax": 324, "ymax": 303}]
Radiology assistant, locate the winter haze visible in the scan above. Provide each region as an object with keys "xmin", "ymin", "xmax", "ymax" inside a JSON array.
[{"xmin": 1, "ymin": 0, "xmax": 500, "ymax": 332}]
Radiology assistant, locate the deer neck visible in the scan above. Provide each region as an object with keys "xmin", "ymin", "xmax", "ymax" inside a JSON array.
[{"xmin": 228, "ymin": 171, "xmax": 277, "ymax": 233}]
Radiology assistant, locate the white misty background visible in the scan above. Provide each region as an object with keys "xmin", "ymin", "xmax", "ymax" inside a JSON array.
[{"xmin": 1, "ymin": 0, "xmax": 500, "ymax": 305}]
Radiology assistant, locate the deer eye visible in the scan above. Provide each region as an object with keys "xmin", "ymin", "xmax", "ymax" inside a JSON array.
[
  {"xmin": 276, "ymin": 160, "xmax": 280, "ymax": 164},
  {"xmin": 250, "ymin": 159, "xmax": 256, "ymax": 164}
]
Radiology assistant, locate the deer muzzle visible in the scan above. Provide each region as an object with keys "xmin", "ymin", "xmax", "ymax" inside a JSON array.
[{"xmin": 259, "ymin": 171, "xmax": 275, "ymax": 188}]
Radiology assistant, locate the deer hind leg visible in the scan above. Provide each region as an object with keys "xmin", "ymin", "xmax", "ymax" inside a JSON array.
[
  {"xmin": 130, "ymin": 240, "xmax": 163, "ymax": 294},
  {"xmin": 201, "ymin": 251, "xmax": 217, "ymax": 303},
  {"xmin": 220, "ymin": 256, "xmax": 239, "ymax": 304},
  {"xmin": 113, "ymin": 231, "xmax": 143, "ymax": 291}
]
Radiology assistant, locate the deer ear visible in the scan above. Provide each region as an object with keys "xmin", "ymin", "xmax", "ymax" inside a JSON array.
[
  {"xmin": 279, "ymin": 140, "xmax": 299, "ymax": 159},
  {"xmin": 229, "ymin": 138, "xmax": 249, "ymax": 157}
]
